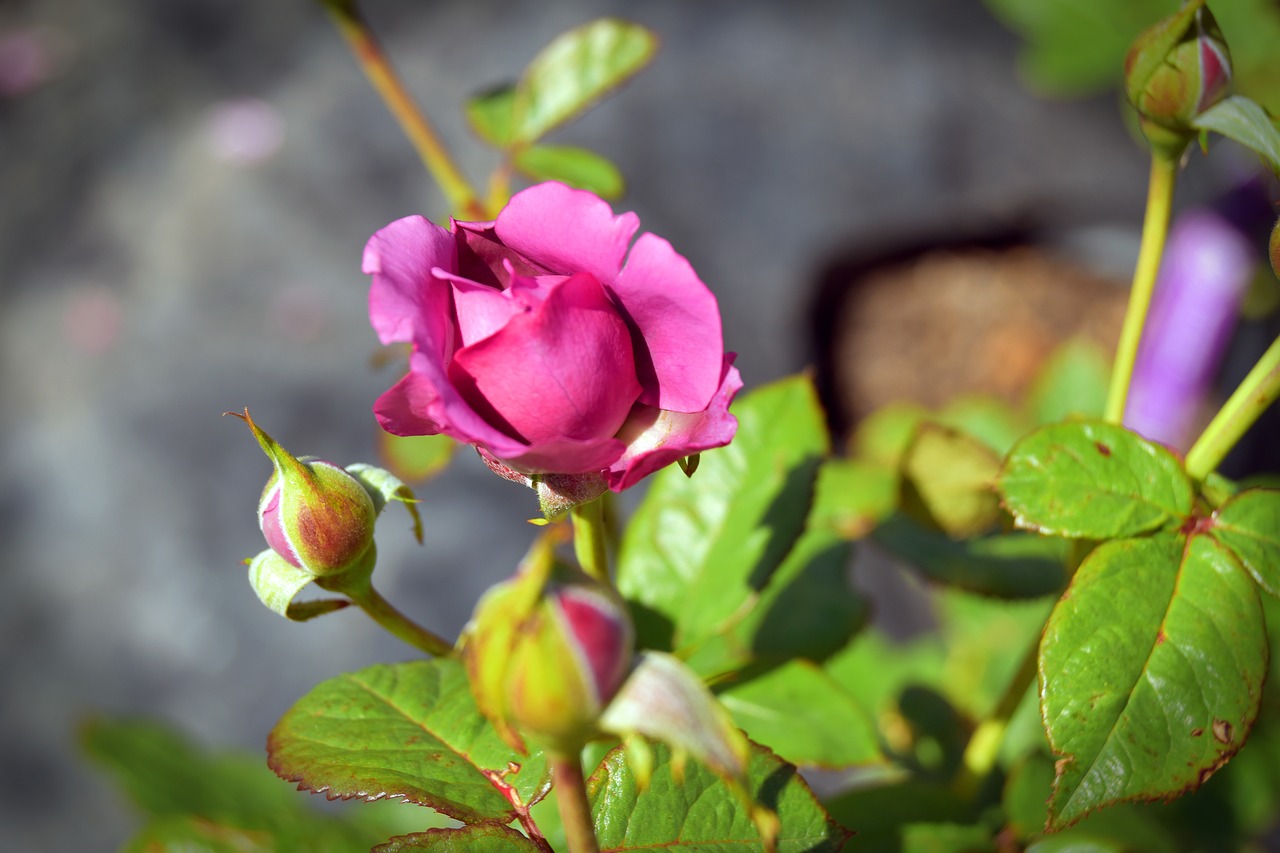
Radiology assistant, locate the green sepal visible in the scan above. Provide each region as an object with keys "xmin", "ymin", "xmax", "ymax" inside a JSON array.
[
  {"xmin": 1122, "ymin": 0, "xmax": 1209, "ymax": 107},
  {"xmin": 246, "ymin": 549, "xmax": 347, "ymax": 621},
  {"xmin": 1192, "ymin": 95, "xmax": 1280, "ymax": 176},
  {"xmin": 345, "ymin": 462, "xmax": 423, "ymax": 543}
]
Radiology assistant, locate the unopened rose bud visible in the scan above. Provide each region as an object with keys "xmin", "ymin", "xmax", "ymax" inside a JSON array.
[
  {"xmin": 232, "ymin": 409, "xmax": 376, "ymax": 578},
  {"xmin": 464, "ymin": 536, "xmax": 634, "ymax": 753},
  {"xmin": 1124, "ymin": 0, "xmax": 1231, "ymax": 152}
]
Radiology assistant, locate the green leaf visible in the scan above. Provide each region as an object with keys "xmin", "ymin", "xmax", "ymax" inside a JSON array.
[
  {"xmin": 372, "ymin": 825, "xmax": 545, "ymax": 852},
  {"xmin": 514, "ymin": 145, "xmax": 625, "ymax": 199},
  {"xmin": 267, "ymin": 657, "xmax": 547, "ymax": 826},
  {"xmin": 512, "ymin": 19, "xmax": 657, "ymax": 144},
  {"xmin": 465, "ymin": 85, "xmax": 518, "ymax": 147},
  {"xmin": 1212, "ymin": 488, "xmax": 1280, "ymax": 597},
  {"xmin": 874, "ymin": 515, "xmax": 1066, "ymax": 599},
  {"xmin": 717, "ymin": 660, "xmax": 882, "ymax": 769},
  {"xmin": 822, "ymin": 778, "xmax": 973, "ymax": 851},
  {"xmin": 1027, "ymin": 337, "xmax": 1110, "ymax": 425},
  {"xmin": 997, "ymin": 420, "xmax": 1194, "ymax": 539},
  {"xmin": 588, "ymin": 740, "xmax": 851, "ymax": 852},
  {"xmin": 935, "ymin": 395, "xmax": 1028, "ymax": 456},
  {"xmin": 900, "ymin": 423, "xmax": 1003, "ymax": 539},
  {"xmin": 808, "ymin": 458, "xmax": 897, "ymax": 541},
  {"xmin": 850, "ymin": 402, "xmax": 928, "ymax": 466},
  {"xmin": 81, "ymin": 718, "xmax": 431, "ymax": 852},
  {"xmin": 618, "ymin": 375, "xmax": 829, "ymax": 653},
  {"xmin": 1193, "ymin": 95, "xmax": 1280, "ymax": 175},
  {"xmin": 378, "ymin": 432, "xmax": 456, "ymax": 484},
  {"xmin": 1040, "ymin": 534, "xmax": 1267, "ymax": 829}
]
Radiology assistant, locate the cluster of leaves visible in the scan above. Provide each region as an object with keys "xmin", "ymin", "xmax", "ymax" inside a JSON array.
[{"xmin": 89, "ymin": 340, "xmax": 1280, "ymax": 850}]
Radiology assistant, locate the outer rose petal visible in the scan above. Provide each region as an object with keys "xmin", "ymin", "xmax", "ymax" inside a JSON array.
[
  {"xmin": 612, "ymin": 232, "xmax": 724, "ymax": 413},
  {"xmin": 606, "ymin": 357, "xmax": 742, "ymax": 492},
  {"xmin": 365, "ymin": 216, "xmax": 457, "ymax": 346},
  {"xmin": 502, "ymin": 434, "xmax": 628, "ymax": 476},
  {"xmin": 374, "ymin": 354, "xmax": 530, "ymax": 459},
  {"xmin": 494, "ymin": 182, "xmax": 638, "ymax": 285},
  {"xmin": 450, "ymin": 272, "xmax": 642, "ymax": 449}
]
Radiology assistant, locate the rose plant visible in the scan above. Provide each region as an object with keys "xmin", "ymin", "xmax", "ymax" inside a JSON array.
[{"xmin": 85, "ymin": 6, "xmax": 1280, "ymax": 853}]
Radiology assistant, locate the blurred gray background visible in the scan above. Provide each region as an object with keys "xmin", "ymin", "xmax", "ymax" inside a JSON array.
[{"xmin": 0, "ymin": 0, "xmax": 1221, "ymax": 848}]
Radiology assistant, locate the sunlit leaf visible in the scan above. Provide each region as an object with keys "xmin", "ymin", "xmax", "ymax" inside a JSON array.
[{"xmin": 1040, "ymin": 534, "xmax": 1266, "ymax": 828}]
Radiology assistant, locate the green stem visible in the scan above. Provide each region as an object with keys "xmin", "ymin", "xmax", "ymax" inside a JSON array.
[
  {"xmin": 319, "ymin": 568, "xmax": 452, "ymax": 656},
  {"xmin": 952, "ymin": 636, "xmax": 1039, "ymax": 800},
  {"xmin": 571, "ymin": 498, "xmax": 611, "ymax": 584},
  {"xmin": 1104, "ymin": 151, "xmax": 1181, "ymax": 424},
  {"xmin": 1185, "ymin": 334, "xmax": 1280, "ymax": 482},
  {"xmin": 550, "ymin": 749, "xmax": 599, "ymax": 853},
  {"xmin": 321, "ymin": 0, "xmax": 486, "ymax": 220}
]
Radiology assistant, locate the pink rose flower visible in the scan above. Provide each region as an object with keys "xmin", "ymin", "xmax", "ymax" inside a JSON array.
[{"xmin": 365, "ymin": 182, "xmax": 741, "ymax": 492}]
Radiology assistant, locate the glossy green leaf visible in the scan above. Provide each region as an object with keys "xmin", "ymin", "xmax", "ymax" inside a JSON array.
[
  {"xmin": 372, "ymin": 825, "xmax": 545, "ymax": 852},
  {"xmin": 618, "ymin": 375, "xmax": 828, "ymax": 652},
  {"xmin": 465, "ymin": 85, "xmax": 518, "ymax": 147},
  {"xmin": 377, "ymin": 432, "xmax": 456, "ymax": 484},
  {"xmin": 874, "ymin": 515, "xmax": 1066, "ymax": 598},
  {"xmin": 1193, "ymin": 95, "xmax": 1280, "ymax": 174},
  {"xmin": 514, "ymin": 145, "xmax": 625, "ymax": 199},
  {"xmin": 588, "ymin": 741, "xmax": 851, "ymax": 852},
  {"xmin": 1028, "ymin": 338, "xmax": 1110, "ymax": 425},
  {"xmin": 997, "ymin": 420, "xmax": 1194, "ymax": 538},
  {"xmin": 1040, "ymin": 534, "xmax": 1266, "ymax": 828},
  {"xmin": 512, "ymin": 19, "xmax": 657, "ymax": 144},
  {"xmin": 267, "ymin": 658, "xmax": 547, "ymax": 826},
  {"xmin": 718, "ymin": 660, "xmax": 882, "ymax": 769},
  {"xmin": 808, "ymin": 458, "xmax": 897, "ymax": 541},
  {"xmin": 900, "ymin": 423, "xmax": 1003, "ymax": 538},
  {"xmin": 1212, "ymin": 488, "xmax": 1280, "ymax": 597}
]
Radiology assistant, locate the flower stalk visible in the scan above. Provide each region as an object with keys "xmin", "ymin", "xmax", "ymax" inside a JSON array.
[
  {"xmin": 318, "ymin": 566, "xmax": 453, "ymax": 657},
  {"xmin": 550, "ymin": 749, "xmax": 600, "ymax": 853},
  {"xmin": 1185, "ymin": 334, "xmax": 1280, "ymax": 482},
  {"xmin": 1105, "ymin": 151, "xmax": 1182, "ymax": 424},
  {"xmin": 571, "ymin": 499, "xmax": 611, "ymax": 584},
  {"xmin": 320, "ymin": 0, "xmax": 486, "ymax": 219}
]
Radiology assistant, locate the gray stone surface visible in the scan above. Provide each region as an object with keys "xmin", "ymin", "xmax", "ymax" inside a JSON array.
[{"xmin": 0, "ymin": 0, "xmax": 1169, "ymax": 848}]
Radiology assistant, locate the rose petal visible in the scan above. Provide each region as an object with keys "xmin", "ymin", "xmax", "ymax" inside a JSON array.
[
  {"xmin": 447, "ymin": 274, "xmax": 526, "ymax": 348},
  {"xmin": 494, "ymin": 182, "xmax": 638, "ymax": 285},
  {"xmin": 450, "ymin": 272, "xmax": 642, "ymax": 450},
  {"xmin": 606, "ymin": 357, "xmax": 742, "ymax": 491},
  {"xmin": 613, "ymin": 232, "xmax": 724, "ymax": 412},
  {"xmin": 365, "ymin": 216, "xmax": 457, "ymax": 346},
  {"xmin": 503, "ymin": 435, "xmax": 628, "ymax": 476},
  {"xmin": 374, "ymin": 356, "xmax": 530, "ymax": 458},
  {"xmin": 455, "ymin": 220, "xmax": 552, "ymax": 287}
]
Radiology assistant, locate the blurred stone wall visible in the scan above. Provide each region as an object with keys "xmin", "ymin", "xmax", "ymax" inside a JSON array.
[{"xmin": 0, "ymin": 0, "xmax": 1182, "ymax": 848}]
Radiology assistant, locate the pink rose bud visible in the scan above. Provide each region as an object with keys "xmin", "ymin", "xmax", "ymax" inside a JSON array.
[
  {"xmin": 363, "ymin": 182, "xmax": 742, "ymax": 495},
  {"xmin": 231, "ymin": 409, "xmax": 376, "ymax": 578},
  {"xmin": 1124, "ymin": 0, "xmax": 1232, "ymax": 152},
  {"xmin": 464, "ymin": 536, "xmax": 634, "ymax": 754}
]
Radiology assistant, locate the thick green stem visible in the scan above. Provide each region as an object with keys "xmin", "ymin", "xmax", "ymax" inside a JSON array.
[
  {"xmin": 1105, "ymin": 152, "xmax": 1181, "ymax": 424},
  {"xmin": 1185, "ymin": 334, "xmax": 1280, "ymax": 482},
  {"xmin": 550, "ymin": 749, "xmax": 599, "ymax": 853},
  {"xmin": 952, "ymin": 636, "xmax": 1040, "ymax": 800},
  {"xmin": 319, "ymin": 568, "xmax": 452, "ymax": 656},
  {"xmin": 321, "ymin": 0, "xmax": 486, "ymax": 220},
  {"xmin": 571, "ymin": 499, "xmax": 611, "ymax": 585}
]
